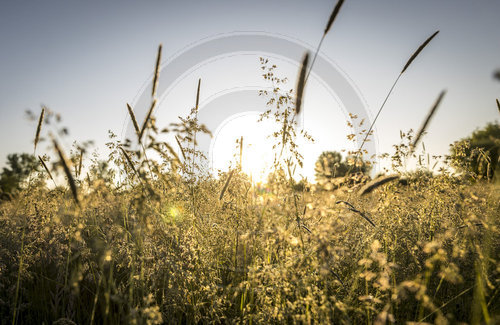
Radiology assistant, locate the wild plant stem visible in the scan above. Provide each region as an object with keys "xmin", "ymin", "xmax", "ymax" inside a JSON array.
[{"xmin": 11, "ymin": 227, "xmax": 25, "ymax": 325}]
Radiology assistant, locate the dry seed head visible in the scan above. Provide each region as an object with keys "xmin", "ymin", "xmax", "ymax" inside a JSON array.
[
  {"xmin": 324, "ymin": 0, "xmax": 345, "ymax": 35},
  {"xmin": 38, "ymin": 155, "xmax": 57, "ymax": 187},
  {"xmin": 295, "ymin": 52, "xmax": 310, "ymax": 115},
  {"xmin": 152, "ymin": 44, "xmax": 162, "ymax": 99},
  {"xmin": 219, "ymin": 170, "xmax": 234, "ymax": 201},
  {"xmin": 359, "ymin": 175, "xmax": 399, "ymax": 196},
  {"xmin": 126, "ymin": 103, "xmax": 140, "ymax": 135},
  {"xmin": 53, "ymin": 138, "xmax": 80, "ymax": 207},
  {"xmin": 411, "ymin": 90, "xmax": 446, "ymax": 151},
  {"xmin": 195, "ymin": 78, "xmax": 201, "ymax": 109},
  {"xmin": 239, "ymin": 136, "xmax": 243, "ymax": 166},
  {"xmin": 120, "ymin": 146, "xmax": 138, "ymax": 176},
  {"xmin": 175, "ymin": 136, "xmax": 187, "ymax": 160},
  {"xmin": 77, "ymin": 149, "xmax": 83, "ymax": 178},
  {"xmin": 34, "ymin": 107, "xmax": 45, "ymax": 152},
  {"xmin": 401, "ymin": 31, "xmax": 439, "ymax": 74}
]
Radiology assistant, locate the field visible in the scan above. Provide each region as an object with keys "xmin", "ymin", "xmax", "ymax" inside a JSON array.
[
  {"xmin": 1, "ymin": 2, "xmax": 500, "ymax": 324},
  {"xmin": 1, "ymin": 148, "xmax": 499, "ymax": 324}
]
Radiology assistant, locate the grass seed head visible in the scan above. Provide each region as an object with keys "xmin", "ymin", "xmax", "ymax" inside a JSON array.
[
  {"xmin": 324, "ymin": 0, "xmax": 345, "ymax": 35},
  {"xmin": 34, "ymin": 107, "xmax": 45, "ymax": 152},
  {"xmin": 127, "ymin": 103, "xmax": 141, "ymax": 136},
  {"xmin": 295, "ymin": 52, "xmax": 310, "ymax": 115},
  {"xmin": 401, "ymin": 30, "xmax": 439, "ymax": 74},
  {"xmin": 152, "ymin": 44, "xmax": 162, "ymax": 99},
  {"xmin": 411, "ymin": 90, "xmax": 446, "ymax": 151},
  {"xmin": 53, "ymin": 138, "xmax": 80, "ymax": 207}
]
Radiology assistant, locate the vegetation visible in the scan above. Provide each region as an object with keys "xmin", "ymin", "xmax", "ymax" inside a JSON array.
[
  {"xmin": 1, "ymin": 2, "xmax": 499, "ymax": 324},
  {"xmin": 314, "ymin": 151, "xmax": 371, "ymax": 186},
  {"xmin": 449, "ymin": 122, "xmax": 500, "ymax": 182},
  {"xmin": 0, "ymin": 153, "xmax": 37, "ymax": 200}
]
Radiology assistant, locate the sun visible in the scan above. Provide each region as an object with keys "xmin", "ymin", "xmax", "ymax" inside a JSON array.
[{"xmin": 210, "ymin": 112, "xmax": 278, "ymax": 182}]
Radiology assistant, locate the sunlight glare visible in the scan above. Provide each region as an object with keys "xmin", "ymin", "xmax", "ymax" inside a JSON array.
[{"xmin": 210, "ymin": 112, "xmax": 278, "ymax": 182}]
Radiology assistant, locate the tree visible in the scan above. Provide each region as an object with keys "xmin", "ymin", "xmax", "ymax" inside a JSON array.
[
  {"xmin": 315, "ymin": 151, "xmax": 346, "ymax": 181},
  {"xmin": 0, "ymin": 153, "xmax": 38, "ymax": 199},
  {"xmin": 449, "ymin": 122, "xmax": 500, "ymax": 181},
  {"xmin": 314, "ymin": 151, "xmax": 370, "ymax": 183}
]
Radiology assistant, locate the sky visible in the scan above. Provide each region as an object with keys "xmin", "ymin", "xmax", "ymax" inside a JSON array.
[{"xmin": 0, "ymin": 0, "xmax": 499, "ymax": 180}]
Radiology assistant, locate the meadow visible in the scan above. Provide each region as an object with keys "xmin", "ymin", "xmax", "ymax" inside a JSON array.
[{"xmin": 1, "ymin": 1, "xmax": 499, "ymax": 324}]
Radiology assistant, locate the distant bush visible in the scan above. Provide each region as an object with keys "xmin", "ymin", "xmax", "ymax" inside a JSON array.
[
  {"xmin": 315, "ymin": 151, "xmax": 370, "ymax": 183},
  {"xmin": 0, "ymin": 153, "xmax": 37, "ymax": 200},
  {"xmin": 449, "ymin": 122, "xmax": 500, "ymax": 181}
]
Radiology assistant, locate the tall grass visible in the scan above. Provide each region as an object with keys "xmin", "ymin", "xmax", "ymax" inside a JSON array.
[{"xmin": 0, "ymin": 6, "xmax": 498, "ymax": 325}]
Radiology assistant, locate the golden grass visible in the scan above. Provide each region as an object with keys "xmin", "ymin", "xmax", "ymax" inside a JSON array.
[
  {"xmin": 175, "ymin": 135, "xmax": 187, "ymax": 161},
  {"xmin": 358, "ymin": 174, "xmax": 399, "ymax": 196},
  {"xmin": 126, "ymin": 103, "xmax": 141, "ymax": 136},
  {"xmin": 219, "ymin": 170, "xmax": 234, "ymax": 201},
  {"xmin": 120, "ymin": 146, "xmax": 138, "ymax": 177}
]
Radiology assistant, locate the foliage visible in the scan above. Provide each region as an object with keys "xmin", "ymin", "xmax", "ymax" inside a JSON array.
[
  {"xmin": 0, "ymin": 153, "xmax": 38, "ymax": 200},
  {"xmin": 449, "ymin": 122, "xmax": 500, "ymax": 181},
  {"xmin": 314, "ymin": 151, "xmax": 371, "ymax": 182}
]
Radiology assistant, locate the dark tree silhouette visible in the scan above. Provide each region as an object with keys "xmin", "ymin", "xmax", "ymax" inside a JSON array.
[{"xmin": 0, "ymin": 153, "xmax": 38, "ymax": 199}]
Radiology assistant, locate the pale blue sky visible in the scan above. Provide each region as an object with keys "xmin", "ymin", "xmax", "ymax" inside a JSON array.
[{"xmin": 0, "ymin": 0, "xmax": 499, "ymax": 175}]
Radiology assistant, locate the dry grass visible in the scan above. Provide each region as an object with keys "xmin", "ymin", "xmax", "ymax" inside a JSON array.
[
  {"xmin": 411, "ymin": 90, "xmax": 446, "ymax": 151},
  {"xmin": 34, "ymin": 107, "xmax": 45, "ymax": 152},
  {"xmin": 401, "ymin": 30, "xmax": 440, "ymax": 74},
  {"xmin": 1, "ymin": 7, "xmax": 498, "ymax": 325},
  {"xmin": 139, "ymin": 99, "xmax": 157, "ymax": 142},
  {"xmin": 151, "ymin": 44, "xmax": 162, "ymax": 99},
  {"xmin": 52, "ymin": 137, "xmax": 79, "ymax": 206},
  {"xmin": 358, "ymin": 174, "xmax": 399, "ymax": 196},
  {"xmin": 126, "ymin": 103, "xmax": 141, "ymax": 135},
  {"xmin": 295, "ymin": 52, "xmax": 309, "ymax": 115}
]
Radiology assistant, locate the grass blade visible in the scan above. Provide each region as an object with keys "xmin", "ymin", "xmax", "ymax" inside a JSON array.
[
  {"xmin": 401, "ymin": 31, "xmax": 439, "ymax": 74},
  {"xmin": 295, "ymin": 52, "xmax": 310, "ymax": 115},
  {"xmin": 496, "ymin": 99, "xmax": 500, "ymax": 114},
  {"xmin": 411, "ymin": 90, "xmax": 446, "ymax": 151}
]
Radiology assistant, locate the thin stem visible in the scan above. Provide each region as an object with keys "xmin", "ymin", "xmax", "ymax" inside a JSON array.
[{"xmin": 305, "ymin": 33, "xmax": 326, "ymax": 84}]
